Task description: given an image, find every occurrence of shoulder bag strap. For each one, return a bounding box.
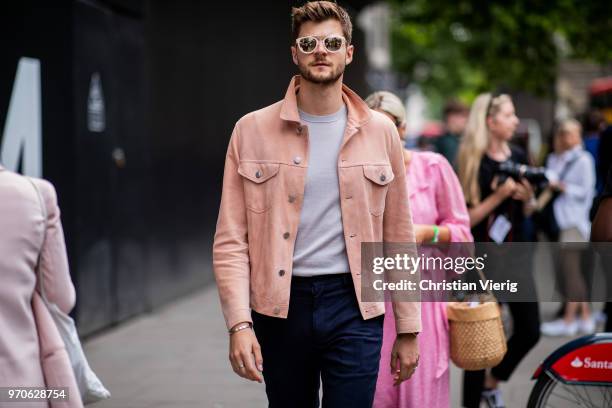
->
[559,154,581,182]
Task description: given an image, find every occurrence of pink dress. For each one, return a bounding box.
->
[374,152,472,408]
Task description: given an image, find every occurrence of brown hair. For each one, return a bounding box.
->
[291,1,353,44]
[443,99,469,119]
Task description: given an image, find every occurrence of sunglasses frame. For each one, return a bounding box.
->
[295,35,347,54]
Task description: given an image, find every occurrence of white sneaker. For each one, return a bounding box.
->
[482,388,505,408]
[541,319,578,337]
[577,317,596,334]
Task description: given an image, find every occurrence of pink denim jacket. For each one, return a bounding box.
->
[213,76,421,334]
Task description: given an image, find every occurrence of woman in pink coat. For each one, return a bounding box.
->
[366,92,473,408]
[0,165,81,408]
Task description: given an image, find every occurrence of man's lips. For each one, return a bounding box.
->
[311,62,330,67]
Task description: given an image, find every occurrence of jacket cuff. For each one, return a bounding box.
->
[225,308,253,332]
[395,318,421,334]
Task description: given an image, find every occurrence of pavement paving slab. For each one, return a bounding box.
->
[84,285,600,408]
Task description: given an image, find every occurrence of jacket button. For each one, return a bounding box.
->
[278,269,285,277]
[273,307,281,315]
[255,170,262,178]
[349,233,357,238]
[297,126,303,134]
[283,232,290,239]
[288,195,296,203]
[293,156,302,165]
[345,195,352,199]
[380,174,386,182]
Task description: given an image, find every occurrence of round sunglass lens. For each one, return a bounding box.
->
[324,37,343,51]
[298,37,317,53]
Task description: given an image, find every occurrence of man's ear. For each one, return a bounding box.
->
[291,46,299,65]
[345,44,354,65]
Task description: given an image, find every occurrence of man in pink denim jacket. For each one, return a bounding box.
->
[213,2,420,406]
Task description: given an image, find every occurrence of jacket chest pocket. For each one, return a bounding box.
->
[238,161,280,213]
[363,164,394,216]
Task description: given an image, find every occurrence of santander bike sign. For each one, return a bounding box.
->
[552,343,612,383]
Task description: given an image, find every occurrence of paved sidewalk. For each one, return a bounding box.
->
[84,285,582,408]
[84,286,267,408]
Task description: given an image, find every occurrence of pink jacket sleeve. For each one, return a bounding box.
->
[383,124,421,334]
[212,125,252,331]
[433,157,473,243]
[34,179,76,313]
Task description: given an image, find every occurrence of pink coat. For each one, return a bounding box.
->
[0,166,80,408]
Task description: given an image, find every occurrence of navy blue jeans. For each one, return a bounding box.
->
[252,273,383,408]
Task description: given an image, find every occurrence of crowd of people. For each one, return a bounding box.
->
[395,93,609,407]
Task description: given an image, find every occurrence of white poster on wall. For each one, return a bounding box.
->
[87,72,106,132]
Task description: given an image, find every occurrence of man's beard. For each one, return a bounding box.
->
[298,60,345,86]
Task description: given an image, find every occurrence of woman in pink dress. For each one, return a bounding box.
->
[366,92,473,408]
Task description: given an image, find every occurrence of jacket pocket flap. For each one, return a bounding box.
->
[238,162,280,184]
[363,164,394,186]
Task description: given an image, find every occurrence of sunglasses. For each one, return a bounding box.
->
[295,35,346,54]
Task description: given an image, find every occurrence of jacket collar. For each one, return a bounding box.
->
[280,75,372,128]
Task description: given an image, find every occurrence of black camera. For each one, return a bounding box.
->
[495,160,550,189]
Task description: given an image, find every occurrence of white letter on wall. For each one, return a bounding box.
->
[1,57,42,177]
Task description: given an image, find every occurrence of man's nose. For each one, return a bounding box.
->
[314,39,328,54]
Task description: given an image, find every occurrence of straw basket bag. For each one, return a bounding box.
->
[447,270,507,371]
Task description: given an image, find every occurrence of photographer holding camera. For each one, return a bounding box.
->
[456,93,541,408]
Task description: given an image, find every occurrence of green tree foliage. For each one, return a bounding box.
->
[390,0,612,103]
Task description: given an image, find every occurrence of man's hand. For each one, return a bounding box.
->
[390,333,419,386]
[229,325,264,383]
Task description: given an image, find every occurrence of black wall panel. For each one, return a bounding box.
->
[0,1,80,322]
[0,1,75,259]
[73,1,149,334]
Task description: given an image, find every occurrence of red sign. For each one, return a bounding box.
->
[551,343,612,383]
